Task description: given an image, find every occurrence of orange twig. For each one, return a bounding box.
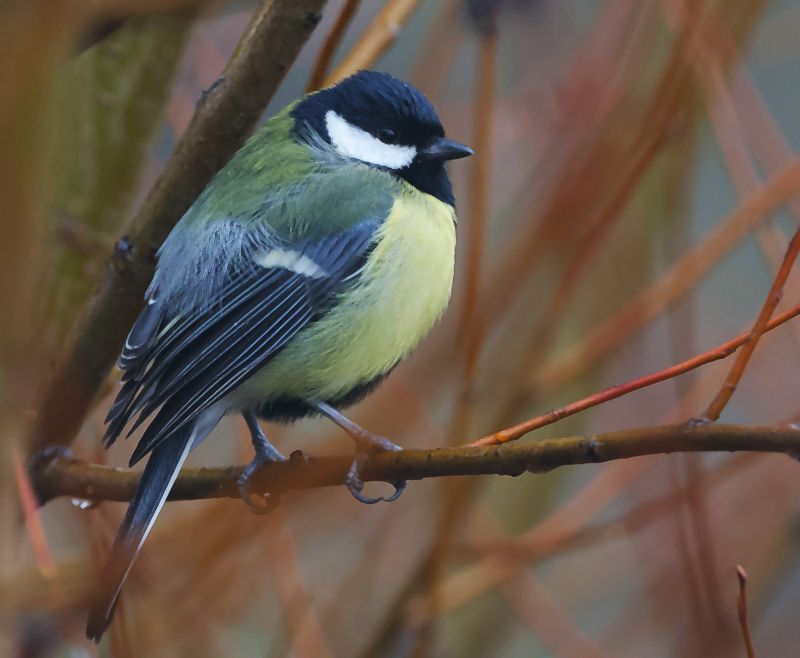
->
[410,30,497,656]
[457,25,496,368]
[684,0,800,352]
[450,24,498,441]
[408,0,463,98]
[705,67,800,300]
[270,508,333,658]
[504,574,609,658]
[528,114,672,361]
[531,156,800,394]
[703,227,800,420]
[407,460,651,624]
[12,447,57,578]
[416,455,765,625]
[415,452,762,622]
[306,0,361,92]
[473,301,800,447]
[472,453,759,561]
[11,446,64,604]
[736,565,757,658]
[323,0,422,86]
[476,0,657,329]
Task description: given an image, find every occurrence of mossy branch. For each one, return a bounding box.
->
[28,0,327,452]
[31,423,800,505]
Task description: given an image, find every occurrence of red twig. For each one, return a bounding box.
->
[530,156,800,395]
[457,25,496,370]
[323,0,422,86]
[449,23,498,443]
[736,565,757,658]
[471,301,800,447]
[504,574,609,658]
[11,446,64,604]
[306,0,361,92]
[703,226,800,420]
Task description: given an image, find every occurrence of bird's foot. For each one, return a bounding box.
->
[30,444,74,468]
[345,430,406,505]
[237,451,286,515]
[307,401,407,504]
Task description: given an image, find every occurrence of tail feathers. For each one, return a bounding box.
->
[86,423,195,643]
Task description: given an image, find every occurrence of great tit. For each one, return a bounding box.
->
[86,70,472,641]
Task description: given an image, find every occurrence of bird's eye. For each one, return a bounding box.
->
[378,128,399,144]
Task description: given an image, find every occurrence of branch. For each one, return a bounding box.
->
[703,222,800,419]
[28,0,327,452]
[306,0,361,91]
[472,301,800,447]
[323,0,421,86]
[736,565,757,658]
[32,423,800,505]
[530,156,800,395]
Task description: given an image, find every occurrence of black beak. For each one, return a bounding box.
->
[420,138,474,162]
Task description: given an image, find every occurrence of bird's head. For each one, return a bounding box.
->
[291,70,473,204]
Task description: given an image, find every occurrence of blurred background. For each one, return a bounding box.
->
[4,0,800,655]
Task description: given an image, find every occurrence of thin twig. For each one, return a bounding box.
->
[678,0,800,423]
[472,301,800,447]
[703,226,800,420]
[11,447,61,591]
[411,453,761,623]
[476,0,697,360]
[736,565,757,658]
[56,215,116,259]
[270,507,334,658]
[408,0,463,97]
[27,0,327,453]
[30,423,800,505]
[457,25,496,372]
[701,51,800,348]
[323,0,422,86]
[531,156,800,394]
[504,573,609,658]
[306,0,361,92]
[431,364,754,621]
[409,26,498,658]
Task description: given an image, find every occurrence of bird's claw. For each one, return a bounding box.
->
[237,483,281,515]
[345,438,406,505]
[31,444,74,468]
[236,454,284,515]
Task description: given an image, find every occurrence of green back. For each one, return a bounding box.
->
[180,106,399,239]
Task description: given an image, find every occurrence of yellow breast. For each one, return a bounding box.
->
[248,189,456,402]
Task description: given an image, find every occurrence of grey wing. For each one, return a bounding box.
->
[104,219,378,466]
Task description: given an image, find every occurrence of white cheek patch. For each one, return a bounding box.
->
[256,249,328,278]
[325,110,416,169]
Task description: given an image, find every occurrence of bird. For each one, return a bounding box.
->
[85,69,472,641]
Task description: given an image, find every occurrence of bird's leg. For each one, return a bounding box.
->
[310,401,406,504]
[237,410,286,514]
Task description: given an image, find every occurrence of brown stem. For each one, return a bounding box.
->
[306,0,361,92]
[531,156,800,395]
[472,301,800,447]
[323,0,422,86]
[736,565,757,658]
[27,0,327,453]
[31,423,800,505]
[703,222,800,420]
